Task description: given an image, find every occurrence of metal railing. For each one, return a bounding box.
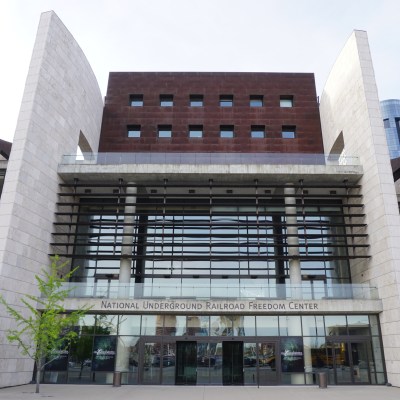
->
[59,282,377,300]
[60,152,359,166]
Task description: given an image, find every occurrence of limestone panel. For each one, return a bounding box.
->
[320,30,400,387]
[0,11,103,387]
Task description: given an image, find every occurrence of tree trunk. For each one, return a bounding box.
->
[35,359,41,394]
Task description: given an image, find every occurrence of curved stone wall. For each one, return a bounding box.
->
[0,11,103,387]
[320,30,400,386]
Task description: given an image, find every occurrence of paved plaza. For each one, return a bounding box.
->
[0,385,399,400]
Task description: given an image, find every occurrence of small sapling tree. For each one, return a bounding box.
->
[0,256,91,393]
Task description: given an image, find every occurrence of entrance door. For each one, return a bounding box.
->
[350,342,371,384]
[142,341,162,384]
[327,340,371,384]
[243,342,257,385]
[222,341,244,385]
[175,341,197,385]
[258,341,279,385]
[330,341,352,384]
[161,342,176,385]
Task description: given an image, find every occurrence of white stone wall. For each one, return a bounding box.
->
[0,11,103,387]
[320,30,400,386]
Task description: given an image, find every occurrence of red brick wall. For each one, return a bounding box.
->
[98,72,324,154]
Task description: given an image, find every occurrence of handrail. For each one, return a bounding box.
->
[56,282,377,300]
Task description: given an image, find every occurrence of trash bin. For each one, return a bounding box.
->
[113,371,122,387]
[318,372,327,389]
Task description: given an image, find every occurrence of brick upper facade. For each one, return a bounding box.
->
[99,72,324,154]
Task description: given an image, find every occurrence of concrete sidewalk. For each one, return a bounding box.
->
[0,385,399,400]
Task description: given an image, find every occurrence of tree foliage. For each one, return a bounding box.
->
[0,256,91,393]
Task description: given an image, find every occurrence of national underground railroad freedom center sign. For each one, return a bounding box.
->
[59,298,383,314]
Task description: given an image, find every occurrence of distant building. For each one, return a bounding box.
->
[381,99,400,159]
[1,11,400,388]
[392,157,400,207]
[0,139,11,195]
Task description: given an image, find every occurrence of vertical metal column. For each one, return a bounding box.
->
[117,180,134,375]
[119,183,137,287]
[284,184,302,298]
[209,179,213,298]
[285,183,305,384]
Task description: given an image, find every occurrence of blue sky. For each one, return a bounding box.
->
[1,0,399,142]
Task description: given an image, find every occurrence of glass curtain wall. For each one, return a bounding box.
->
[71,200,127,284]
[62,184,358,296]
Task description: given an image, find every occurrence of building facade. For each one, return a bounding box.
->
[1,12,400,387]
[380,99,400,159]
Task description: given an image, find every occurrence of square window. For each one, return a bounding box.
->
[383,118,390,128]
[250,95,263,107]
[190,95,204,107]
[129,94,143,106]
[220,125,234,138]
[160,95,173,107]
[282,125,296,139]
[280,95,294,108]
[251,125,265,138]
[220,95,233,107]
[158,125,172,138]
[127,125,141,138]
[189,125,203,138]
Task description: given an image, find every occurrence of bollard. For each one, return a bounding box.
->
[318,372,327,389]
[113,371,122,387]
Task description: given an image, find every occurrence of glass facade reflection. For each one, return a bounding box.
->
[67,185,358,293]
[380,99,400,159]
[43,313,385,385]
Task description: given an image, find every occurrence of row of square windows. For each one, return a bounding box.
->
[127,124,296,139]
[129,94,294,108]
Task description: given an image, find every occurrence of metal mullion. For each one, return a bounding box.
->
[179,206,185,283]
[49,253,370,261]
[170,214,176,277]
[294,212,365,218]
[209,179,213,280]
[52,220,368,228]
[67,178,78,255]
[114,178,124,257]
[54,201,367,208]
[161,179,167,259]
[255,179,260,260]
[59,183,138,188]
[344,180,355,257]
[299,179,309,257]
[51,241,369,249]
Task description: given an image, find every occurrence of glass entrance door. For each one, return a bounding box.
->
[161,342,176,384]
[197,341,224,384]
[350,342,371,384]
[175,341,197,385]
[258,341,279,385]
[327,340,371,384]
[222,341,244,385]
[243,342,257,385]
[142,341,162,384]
[330,341,352,384]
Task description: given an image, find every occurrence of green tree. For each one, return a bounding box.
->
[0,256,91,393]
